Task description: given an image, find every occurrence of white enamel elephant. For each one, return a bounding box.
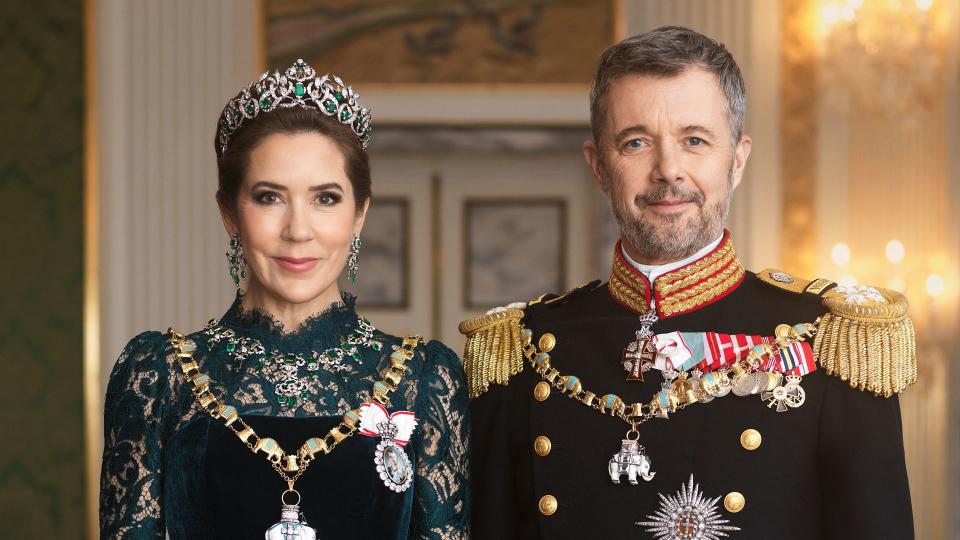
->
[608,439,655,485]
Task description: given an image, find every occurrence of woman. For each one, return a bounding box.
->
[99,60,469,539]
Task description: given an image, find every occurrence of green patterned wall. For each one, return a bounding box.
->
[0,0,85,536]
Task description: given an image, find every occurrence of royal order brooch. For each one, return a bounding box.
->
[636,475,740,540]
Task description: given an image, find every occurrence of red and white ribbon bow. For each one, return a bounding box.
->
[651,331,695,371]
[358,402,417,447]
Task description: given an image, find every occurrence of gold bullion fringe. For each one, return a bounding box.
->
[459,308,526,398]
[813,313,917,397]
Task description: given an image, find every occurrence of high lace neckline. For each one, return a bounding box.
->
[217,291,364,351]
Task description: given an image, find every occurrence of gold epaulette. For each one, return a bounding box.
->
[458,305,526,399]
[758,269,917,397]
[815,285,917,397]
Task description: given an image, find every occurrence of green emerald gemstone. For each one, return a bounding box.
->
[288,397,298,405]
[300,391,308,398]
[294,82,305,97]
[285,355,296,364]
[260,97,272,110]
[334,90,343,101]
[372,342,382,351]
[340,109,351,121]
[340,341,350,349]
[277,396,285,404]
[351,352,362,361]
[244,103,255,115]
[312,373,318,379]
[225,342,236,353]
[256,362,264,369]
[324,100,336,113]
[326,350,337,359]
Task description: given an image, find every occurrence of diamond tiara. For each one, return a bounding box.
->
[216,59,372,154]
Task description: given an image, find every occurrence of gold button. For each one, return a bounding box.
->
[740,429,762,451]
[534,381,551,401]
[724,491,745,513]
[538,494,558,516]
[538,333,557,352]
[534,436,552,456]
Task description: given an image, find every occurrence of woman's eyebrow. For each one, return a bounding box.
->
[309,182,343,192]
[249,181,344,192]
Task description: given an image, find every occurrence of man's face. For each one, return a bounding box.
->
[584,67,751,264]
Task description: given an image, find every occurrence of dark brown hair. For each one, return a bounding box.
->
[215,107,371,215]
[589,26,746,146]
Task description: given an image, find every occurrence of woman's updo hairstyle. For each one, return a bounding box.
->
[213,61,372,216]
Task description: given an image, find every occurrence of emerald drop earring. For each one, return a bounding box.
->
[227,234,247,288]
[347,234,361,283]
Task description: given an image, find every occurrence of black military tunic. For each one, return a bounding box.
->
[467,235,914,539]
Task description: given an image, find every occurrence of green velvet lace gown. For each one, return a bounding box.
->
[99,294,469,539]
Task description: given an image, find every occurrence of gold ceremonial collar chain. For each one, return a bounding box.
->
[167,328,420,490]
[520,320,818,433]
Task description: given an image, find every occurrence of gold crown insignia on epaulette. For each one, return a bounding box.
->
[758,269,917,397]
[459,303,527,399]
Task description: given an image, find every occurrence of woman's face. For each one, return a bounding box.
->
[222,131,366,307]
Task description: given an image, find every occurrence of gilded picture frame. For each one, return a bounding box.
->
[260,0,624,124]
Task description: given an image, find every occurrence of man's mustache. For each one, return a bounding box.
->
[634,185,705,208]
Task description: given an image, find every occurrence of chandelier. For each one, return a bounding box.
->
[818,0,949,124]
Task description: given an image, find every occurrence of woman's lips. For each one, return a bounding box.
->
[274,257,319,273]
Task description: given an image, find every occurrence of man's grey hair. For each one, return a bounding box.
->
[589,26,746,146]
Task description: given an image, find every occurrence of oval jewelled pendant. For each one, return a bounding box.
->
[375,438,414,492]
[265,503,316,540]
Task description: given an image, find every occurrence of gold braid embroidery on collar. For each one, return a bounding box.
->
[609,252,651,314]
[656,241,739,293]
[609,233,744,317]
[658,262,745,316]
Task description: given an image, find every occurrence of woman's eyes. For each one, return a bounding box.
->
[254,191,281,204]
[252,191,342,206]
[315,192,342,206]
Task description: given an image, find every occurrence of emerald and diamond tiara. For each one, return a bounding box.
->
[216,59,372,153]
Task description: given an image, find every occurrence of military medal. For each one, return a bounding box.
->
[266,491,317,540]
[637,475,740,539]
[622,311,659,380]
[761,374,806,412]
[359,402,417,492]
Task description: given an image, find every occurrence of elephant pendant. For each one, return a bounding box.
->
[608,439,656,485]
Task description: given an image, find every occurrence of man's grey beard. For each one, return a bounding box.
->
[609,173,733,263]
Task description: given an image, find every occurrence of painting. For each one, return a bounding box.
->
[464,199,566,308]
[340,197,409,308]
[264,0,617,87]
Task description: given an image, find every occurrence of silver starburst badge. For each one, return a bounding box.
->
[637,475,740,539]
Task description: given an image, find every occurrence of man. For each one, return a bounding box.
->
[462,26,915,539]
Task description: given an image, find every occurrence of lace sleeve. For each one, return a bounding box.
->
[409,340,471,539]
[99,331,172,539]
